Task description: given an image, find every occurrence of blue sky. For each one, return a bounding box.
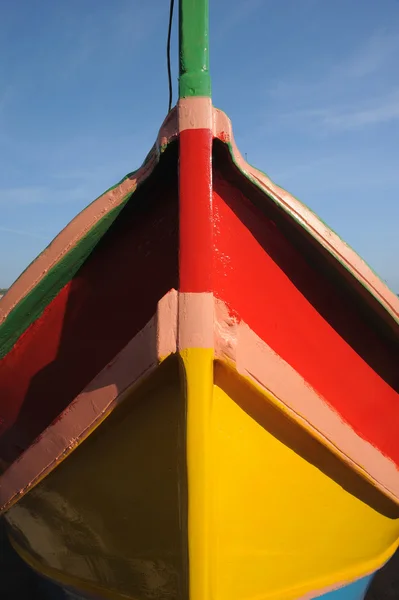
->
[0,0,398,291]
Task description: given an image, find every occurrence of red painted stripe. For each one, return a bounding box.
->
[212,163,399,465]
[0,148,179,464]
[179,128,213,292]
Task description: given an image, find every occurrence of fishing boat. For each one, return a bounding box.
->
[0,1,398,599]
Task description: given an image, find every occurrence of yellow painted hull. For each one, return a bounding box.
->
[4,350,399,600]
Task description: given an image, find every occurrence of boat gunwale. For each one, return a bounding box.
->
[0,101,397,365]
[0,99,398,511]
[0,109,178,359]
[210,106,399,328]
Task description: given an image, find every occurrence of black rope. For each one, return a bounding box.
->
[167,0,175,113]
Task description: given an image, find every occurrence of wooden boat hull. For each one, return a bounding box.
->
[1,2,399,595]
[0,102,398,598]
[2,341,399,600]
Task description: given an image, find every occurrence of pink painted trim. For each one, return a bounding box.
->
[0,91,397,513]
[0,292,397,511]
[212,108,399,324]
[2,99,396,336]
[157,289,178,357]
[178,292,214,350]
[178,103,213,293]
[178,97,213,132]
[214,297,399,504]
[0,290,178,512]
[0,290,217,511]
[177,97,398,322]
[0,109,178,326]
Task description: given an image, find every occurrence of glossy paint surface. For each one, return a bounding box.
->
[0,291,177,511]
[214,297,399,502]
[183,348,214,600]
[6,353,398,600]
[212,143,399,467]
[207,364,398,599]
[0,145,179,464]
[0,108,177,361]
[7,358,188,600]
[0,198,127,360]
[0,0,397,593]
[179,128,213,293]
[179,0,211,98]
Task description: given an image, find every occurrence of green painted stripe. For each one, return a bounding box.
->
[179,0,211,98]
[0,197,129,360]
[0,134,172,361]
[0,142,163,360]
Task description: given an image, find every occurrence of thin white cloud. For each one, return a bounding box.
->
[266,28,399,134]
[0,226,48,241]
[322,96,399,130]
[270,157,333,182]
[330,30,399,81]
[0,183,93,206]
[269,30,399,99]
[0,186,50,206]
[279,88,399,132]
